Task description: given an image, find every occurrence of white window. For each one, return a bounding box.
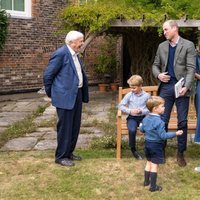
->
[0,0,32,19]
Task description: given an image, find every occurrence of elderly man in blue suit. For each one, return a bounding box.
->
[152,20,196,167]
[43,31,89,167]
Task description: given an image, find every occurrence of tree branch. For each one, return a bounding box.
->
[80,29,106,52]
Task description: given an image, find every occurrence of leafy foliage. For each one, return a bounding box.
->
[59,1,140,35]
[58,0,199,86]
[94,35,118,81]
[59,0,200,34]
[0,10,9,50]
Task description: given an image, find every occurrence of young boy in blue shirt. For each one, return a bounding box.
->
[118,75,150,160]
[140,96,183,192]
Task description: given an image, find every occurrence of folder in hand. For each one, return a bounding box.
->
[174,77,184,98]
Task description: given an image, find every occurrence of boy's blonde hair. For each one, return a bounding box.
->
[146,96,165,112]
[127,75,143,86]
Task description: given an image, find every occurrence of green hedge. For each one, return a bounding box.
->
[0,10,9,50]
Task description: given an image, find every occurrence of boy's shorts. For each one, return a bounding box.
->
[144,140,165,164]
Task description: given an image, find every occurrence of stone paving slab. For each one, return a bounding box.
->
[36,127,55,132]
[12,101,48,112]
[33,105,56,125]
[0,92,49,129]
[33,115,56,125]
[0,112,28,126]
[26,128,57,140]
[1,102,16,111]
[0,111,28,118]
[25,131,46,138]
[43,105,56,115]
[1,137,38,151]
[0,102,7,108]
[34,140,57,150]
[43,131,57,140]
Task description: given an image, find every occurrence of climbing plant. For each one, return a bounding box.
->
[0,9,9,50]
[59,0,200,36]
[58,0,200,85]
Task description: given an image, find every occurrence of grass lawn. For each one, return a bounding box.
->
[1,143,200,200]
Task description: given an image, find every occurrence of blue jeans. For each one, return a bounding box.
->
[159,83,189,153]
[127,115,145,151]
[194,80,200,142]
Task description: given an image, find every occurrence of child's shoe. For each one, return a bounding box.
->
[194,166,200,172]
[149,185,162,192]
[144,181,150,187]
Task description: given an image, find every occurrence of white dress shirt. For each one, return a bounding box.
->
[67,45,83,88]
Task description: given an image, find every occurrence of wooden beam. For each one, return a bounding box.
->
[111,19,200,28]
[176,19,200,27]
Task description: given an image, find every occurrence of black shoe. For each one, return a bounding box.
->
[132,151,143,160]
[149,185,162,192]
[70,154,82,161]
[55,158,75,167]
[144,181,150,187]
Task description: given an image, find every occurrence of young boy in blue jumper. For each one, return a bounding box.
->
[118,75,150,160]
[140,96,183,192]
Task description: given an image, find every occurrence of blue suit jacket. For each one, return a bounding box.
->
[43,45,89,109]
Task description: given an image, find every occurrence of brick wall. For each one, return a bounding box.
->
[0,0,121,94]
[84,36,105,85]
[0,0,67,94]
[84,36,121,85]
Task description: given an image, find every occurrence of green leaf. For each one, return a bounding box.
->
[0,10,9,50]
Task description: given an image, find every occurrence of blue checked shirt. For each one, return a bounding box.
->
[118,90,150,116]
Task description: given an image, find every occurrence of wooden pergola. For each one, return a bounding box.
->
[110,19,200,50]
[111,19,200,29]
[109,19,200,85]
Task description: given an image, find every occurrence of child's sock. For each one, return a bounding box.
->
[144,170,150,186]
[149,172,162,192]
[150,172,157,188]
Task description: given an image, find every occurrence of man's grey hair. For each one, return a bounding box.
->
[65,31,84,44]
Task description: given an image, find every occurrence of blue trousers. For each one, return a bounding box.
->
[194,80,200,142]
[159,83,189,153]
[127,115,145,151]
[55,89,82,161]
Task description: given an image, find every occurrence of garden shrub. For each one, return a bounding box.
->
[0,9,9,50]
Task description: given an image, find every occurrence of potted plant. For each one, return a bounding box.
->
[108,55,119,91]
[94,54,110,92]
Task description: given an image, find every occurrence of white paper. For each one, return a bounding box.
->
[174,77,184,98]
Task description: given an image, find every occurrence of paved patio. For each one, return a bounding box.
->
[0,88,117,151]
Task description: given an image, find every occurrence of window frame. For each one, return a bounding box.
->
[1,0,32,19]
